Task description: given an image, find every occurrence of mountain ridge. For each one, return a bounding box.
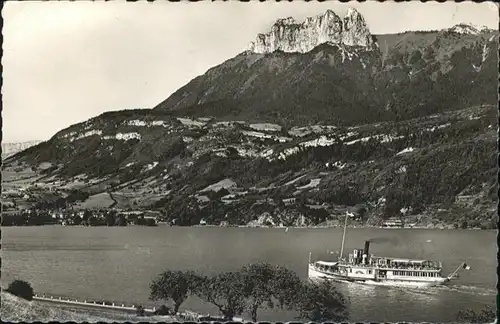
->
[2,141,43,160]
[2,12,497,228]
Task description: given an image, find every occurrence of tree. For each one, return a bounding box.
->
[87,216,98,226]
[6,280,34,301]
[270,265,302,310]
[136,215,146,226]
[195,271,247,320]
[457,305,496,323]
[106,211,116,226]
[154,305,171,315]
[115,214,127,226]
[240,263,275,322]
[149,270,200,314]
[73,215,82,225]
[356,206,367,223]
[83,210,92,222]
[295,280,349,322]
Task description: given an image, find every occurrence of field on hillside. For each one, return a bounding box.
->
[73,192,115,210]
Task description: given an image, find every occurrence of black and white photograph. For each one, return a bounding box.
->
[1,1,498,322]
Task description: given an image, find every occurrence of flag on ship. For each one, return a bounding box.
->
[462,262,471,270]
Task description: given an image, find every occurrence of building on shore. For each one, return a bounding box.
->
[382,218,404,228]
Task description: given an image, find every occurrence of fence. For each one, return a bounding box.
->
[33,293,156,313]
[32,293,243,322]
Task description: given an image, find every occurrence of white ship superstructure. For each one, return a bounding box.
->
[308,213,470,287]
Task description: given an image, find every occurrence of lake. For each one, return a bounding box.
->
[1,226,496,322]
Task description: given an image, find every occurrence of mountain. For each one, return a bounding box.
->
[155,17,497,127]
[2,141,43,160]
[248,8,376,53]
[2,9,498,228]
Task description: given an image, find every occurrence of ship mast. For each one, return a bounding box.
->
[339,211,349,259]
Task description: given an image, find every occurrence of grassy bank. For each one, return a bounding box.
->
[0,291,177,322]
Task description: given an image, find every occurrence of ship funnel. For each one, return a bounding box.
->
[364,241,370,263]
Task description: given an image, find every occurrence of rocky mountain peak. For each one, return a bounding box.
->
[342,7,371,47]
[248,8,375,54]
[448,23,490,35]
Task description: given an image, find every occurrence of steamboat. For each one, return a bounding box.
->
[308,213,470,288]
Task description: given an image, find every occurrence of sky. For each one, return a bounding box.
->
[2,1,498,142]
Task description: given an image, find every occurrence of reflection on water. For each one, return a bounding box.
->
[1,226,495,322]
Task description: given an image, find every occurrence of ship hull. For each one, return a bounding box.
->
[308,264,448,288]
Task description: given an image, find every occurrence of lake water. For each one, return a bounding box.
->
[2,226,496,322]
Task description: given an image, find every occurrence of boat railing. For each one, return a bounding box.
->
[316,261,442,271]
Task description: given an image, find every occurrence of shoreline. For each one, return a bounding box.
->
[1,224,491,230]
[193,224,487,230]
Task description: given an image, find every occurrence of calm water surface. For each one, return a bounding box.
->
[2,226,496,322]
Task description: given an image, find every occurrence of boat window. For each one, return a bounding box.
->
[368,270,372,274]
[350,268,352,273]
